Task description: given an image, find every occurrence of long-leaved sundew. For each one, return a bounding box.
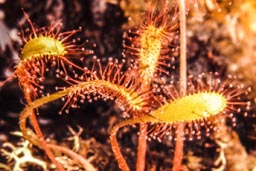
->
[110,73,251,171]
[121,2,179,170]
[19,58,154,170]
[17,11,91,99]
[14,12,92,171]
[56,57,153,116]
[1,0,252,170]
[122,1,179,85]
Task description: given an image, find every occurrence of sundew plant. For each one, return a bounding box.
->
[0,0,255,171]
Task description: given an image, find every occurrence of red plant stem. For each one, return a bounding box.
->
[172,124,185,171]
[110,123,130,171]
[173,0,186,171]
[24,92,65,171]
[178,0,187,91]
[136,124,147,171]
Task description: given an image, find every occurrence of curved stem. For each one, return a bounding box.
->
[19,88,71,147]
[19,78,143,147]
[19,79,145,170]
[24,90,65,171]
[110,119,134,171]
[20,87,96,170]
[110,117,154,171]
